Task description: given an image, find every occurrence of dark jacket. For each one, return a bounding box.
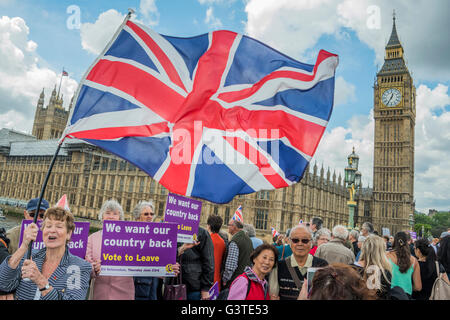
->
[277,255,328,300]
[0,230,12,296]
[229,230,253,285]
[178,227,214,293]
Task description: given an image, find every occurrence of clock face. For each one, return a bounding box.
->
[382,88,402,107]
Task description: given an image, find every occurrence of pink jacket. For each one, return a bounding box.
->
[85,230,135,300]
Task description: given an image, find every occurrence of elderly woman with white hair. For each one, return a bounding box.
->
[310,228,331,256]
[85,199,135,300]
[132,200,159,300]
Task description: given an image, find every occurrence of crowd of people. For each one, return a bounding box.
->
[0,197,449,301]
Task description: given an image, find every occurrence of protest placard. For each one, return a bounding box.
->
[19,220,90,258]
[209,281,219,300]
[100,220,178,277]
[164,193,202,243]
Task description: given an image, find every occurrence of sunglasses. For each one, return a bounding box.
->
[28,211,45,219]
[142,212,155,216]
[291,238,311,244]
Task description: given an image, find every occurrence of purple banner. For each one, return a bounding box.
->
[100,220,178,277]
[19,220,90,259]
[410,231,417,240]
[164,193,202,243]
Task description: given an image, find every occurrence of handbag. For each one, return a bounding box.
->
[429,261,450,300]
[163,270,187,300]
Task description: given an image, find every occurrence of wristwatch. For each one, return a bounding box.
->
[39,283,50,291]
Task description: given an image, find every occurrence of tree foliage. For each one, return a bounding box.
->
[414,211,450,238]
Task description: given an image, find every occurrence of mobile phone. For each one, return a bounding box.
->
[307,267,320,291]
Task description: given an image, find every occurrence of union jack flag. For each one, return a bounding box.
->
[232,205,243,222]
[55,194,70,212]
[62,16,338,204]
[271,227,279,238]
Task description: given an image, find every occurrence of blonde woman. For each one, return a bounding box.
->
[353,235,392,299]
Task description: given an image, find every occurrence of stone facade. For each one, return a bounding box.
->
[32,86,72,140]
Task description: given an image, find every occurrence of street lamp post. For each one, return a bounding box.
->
[408,213,414,232]
[344,147,361,229]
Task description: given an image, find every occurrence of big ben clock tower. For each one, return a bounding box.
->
[373,13,416,234]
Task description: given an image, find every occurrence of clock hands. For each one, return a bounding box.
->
[387,93,394,106]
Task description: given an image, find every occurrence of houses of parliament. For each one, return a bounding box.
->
[0,16,415,238]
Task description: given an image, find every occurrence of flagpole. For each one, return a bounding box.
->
[57,67,64,99]
[26,141,63,259]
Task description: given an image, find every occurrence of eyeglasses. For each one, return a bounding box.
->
[291,238,311,244]
[142,212,155,216]
[28,210,45,219]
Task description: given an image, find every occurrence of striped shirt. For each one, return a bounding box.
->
[223,241,239,284]
[0,247,92,300]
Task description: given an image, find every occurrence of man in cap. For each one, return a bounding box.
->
[6,197,49,254]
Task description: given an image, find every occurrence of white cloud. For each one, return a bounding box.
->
[205,7,223,29]
[334,76,356,106]
[414,84,450,212]
[80,9,125,56]
[139,0,160,26]
[245,0,340,61]
[244,0,450,81]
[313,110,374,188]
[0,16,77,134]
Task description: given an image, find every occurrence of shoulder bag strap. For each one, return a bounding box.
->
[281,244,286,260]
[435,261,442,279]
[285,256,303,290]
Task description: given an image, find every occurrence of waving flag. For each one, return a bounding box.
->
[62,14,338,204]
[271,227,279,238]
[232,205,243,222]
[56,194,70,212]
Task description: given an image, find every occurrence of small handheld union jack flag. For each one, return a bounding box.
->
[232,205,243,223]
[271,227,279,238]
[55,194,70,212]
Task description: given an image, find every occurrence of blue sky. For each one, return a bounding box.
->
[0,0,449,213]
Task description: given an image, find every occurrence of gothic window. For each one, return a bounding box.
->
[149,180,155,194]
[224,207,230,225]
[255,209,268,230]
[101,158,108,170]
[110,176,115,191]
[92,175,97,189]
[128,177,134,192]
[119,177,124,192]
[110,159,117,171]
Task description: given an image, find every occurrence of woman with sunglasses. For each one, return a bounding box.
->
[132,201,159,300]
[269,225,328,300]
